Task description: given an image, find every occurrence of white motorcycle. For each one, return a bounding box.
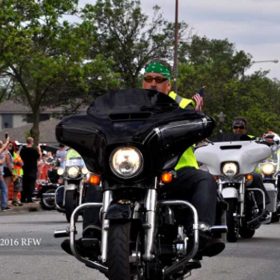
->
[195,139,272,242]
[55,157,89,222]
[258,136,280,222]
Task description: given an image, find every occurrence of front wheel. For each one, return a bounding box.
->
[40,188,56,210]
[239,226,255,239]
[226,199,239,242]
[271,212,280,223]
[65,190,78,222]
[107,222,131,280]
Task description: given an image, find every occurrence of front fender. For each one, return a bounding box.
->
[222,187,239,200]
[105,203,132,220]
[64,183,78,191]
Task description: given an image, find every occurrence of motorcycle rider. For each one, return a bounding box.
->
[61,60,225,259]
[142,61,225,256]
[232,117,270,215]
[262,130,280,201]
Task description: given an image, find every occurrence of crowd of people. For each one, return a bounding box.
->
[0,136,68,212]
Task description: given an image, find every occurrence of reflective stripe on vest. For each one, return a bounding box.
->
[168,91,195,109]
[168,91,198,170]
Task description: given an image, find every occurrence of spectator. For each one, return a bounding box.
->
[56,144,67,168]
[3,142,14,204]
[0,137,11,211]
[11,142,24,206]
[46,151,54,164]
[20,137,41,203]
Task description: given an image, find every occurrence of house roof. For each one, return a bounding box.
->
[0,118,61,144]
[0,100,88,114]
[0,100,30,114]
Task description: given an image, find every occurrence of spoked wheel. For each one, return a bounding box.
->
[226,199,239,242]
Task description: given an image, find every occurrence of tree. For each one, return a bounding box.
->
[175,35,280,135]
[0,0,119,144]
[81,0,184,87]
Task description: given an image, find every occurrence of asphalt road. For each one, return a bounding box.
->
[1,208,280,280]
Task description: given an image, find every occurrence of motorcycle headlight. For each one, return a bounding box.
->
[67,166,80,178]
[81,166,89,175]
[109,146,143,178]
[260,162,276,176]
[57,167,64,176]
[222,162,238,177]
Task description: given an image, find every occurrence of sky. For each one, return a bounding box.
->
[79,0,280,80]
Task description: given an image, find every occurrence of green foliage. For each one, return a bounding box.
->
[1,0,280,142]
[0,0,119,143]
[81,0,177,87]
[176,36,280,136]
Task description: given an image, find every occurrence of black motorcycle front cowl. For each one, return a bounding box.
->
[56,89,215,178]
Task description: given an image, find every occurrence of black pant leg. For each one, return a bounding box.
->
[21,175,28,202]
[23,176,36,202]
[163,167,217,226]
[83,186,103,231]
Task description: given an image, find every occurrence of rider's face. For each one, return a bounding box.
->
[232,126,246,135]
[142,73,171,95]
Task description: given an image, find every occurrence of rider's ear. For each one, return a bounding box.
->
[167,81,172,92]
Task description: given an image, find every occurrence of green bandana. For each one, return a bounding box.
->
[145,62,171,80]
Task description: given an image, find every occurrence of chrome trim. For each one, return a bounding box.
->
[78,180,84,206]
[246,188,266,212]
[160,200,199,277]
[69,203,107,274]
[239,179,245,218]
[101,190,112,262]
[143,184,157,261]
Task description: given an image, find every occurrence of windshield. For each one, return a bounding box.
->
[65,158,84,167]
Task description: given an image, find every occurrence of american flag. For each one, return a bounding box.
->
[192,93,204,112]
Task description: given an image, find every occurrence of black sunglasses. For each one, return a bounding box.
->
[233,126,245,129]
[143,76,168,83]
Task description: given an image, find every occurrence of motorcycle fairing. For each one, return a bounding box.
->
[195,141,271,176]
[56,89,215,176]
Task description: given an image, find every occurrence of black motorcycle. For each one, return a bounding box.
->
[54,89,227,280]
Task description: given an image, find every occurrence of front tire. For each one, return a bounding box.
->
[271,212,280,223]
[65,190,77,222]
[239,226,255,239]
[40,188,56,210]
[226,199,239,242]
[107,222,131,280]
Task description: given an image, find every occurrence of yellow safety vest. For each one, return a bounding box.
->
[168,91,199,170]
[12,152,23,176]
[66,149,81,160]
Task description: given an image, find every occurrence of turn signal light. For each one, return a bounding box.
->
[246,174,253,182]
[161,172,173,184]
[88,174,101,185]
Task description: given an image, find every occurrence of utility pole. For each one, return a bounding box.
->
[173,0,179,92]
